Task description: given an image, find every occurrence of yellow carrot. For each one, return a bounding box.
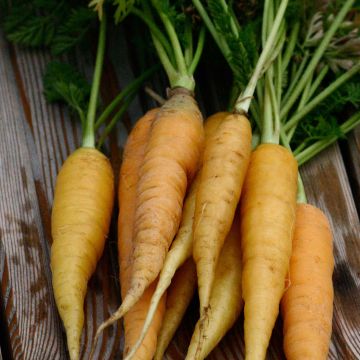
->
[193,112,251,315]
[186,209,243,360]
[51,148,114,360]
[240,144,298,360]
[155,259,197,360]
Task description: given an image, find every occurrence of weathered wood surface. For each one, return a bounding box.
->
[0,25,360,360]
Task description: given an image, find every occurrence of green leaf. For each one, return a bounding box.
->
[43,61,91,122]
[113,0,137,22]
[3,1,67,48]
[207,0,258,88]
[51,7,96,55]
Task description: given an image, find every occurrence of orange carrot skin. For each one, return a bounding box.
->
[51,147,114,360]
[118,109,166,359]
[240,144,298,360]
[154,258,197,360]
[194,112,251,313]
[130,91,204,297]
[281,204,334,360]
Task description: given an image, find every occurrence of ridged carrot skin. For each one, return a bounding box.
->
[123,113,225,360]
[193,112,251,314]
[186,210,243,360]
[96,90,204,336]
[118,109,166,360]
[155,258,197,360]
[51,147,114,360]
[281,203,334,360]
[240,144,298,360]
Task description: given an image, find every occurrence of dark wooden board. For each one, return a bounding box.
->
[0,31,66,359]
[0,24,360,360]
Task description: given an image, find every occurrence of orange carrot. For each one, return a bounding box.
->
[95,89,204,336]
[240,144,298,360]
[193,112,251,315]
[118,109,166,359]
[281,203,334,360]
[51,148,114,360]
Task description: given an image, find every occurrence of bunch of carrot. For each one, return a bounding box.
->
[9,0,359,359]
[104,1,358,360]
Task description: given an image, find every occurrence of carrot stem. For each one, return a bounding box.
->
[280,0,355,120]
[131,8,173,63]
[154,3,187,78]
[284,61,360,136]
[192,0,231,65]
[295,111,360,165]
[97,95,134,149]
[82,13,106,148]
[234,0,289,114]
[95,65,158,131]
[281,22,299,73]
[188,26,206,75]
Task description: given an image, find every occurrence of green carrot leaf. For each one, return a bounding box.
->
[43,61,91,121]
[51,7,96,55]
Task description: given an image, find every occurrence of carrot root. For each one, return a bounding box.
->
[281,203,334,360]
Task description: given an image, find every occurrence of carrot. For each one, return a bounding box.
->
[240,144,298,360]
[122,111,224,360]
[117,108,166,360]
[155,258,197,360]
[95,88,204,336]
[186,209,243,360]
[193,112,251,314]
[281,203,334,360]
[51,147,114,360]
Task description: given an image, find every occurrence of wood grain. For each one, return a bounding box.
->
[0,31,66,359]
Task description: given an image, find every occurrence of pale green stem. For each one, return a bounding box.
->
[131,8,173,63]
[281,52,309,107]
[192,0,231,62]
[82,13,106,148]
[235,0,289,114]
[155,7,187,76]
[281,22,300,73]
[295,112,360,165]
[280,0,355,119]
[284,61,360,135]
[308,65,329,99]
[189,26,206,75]
[184,22,193,68]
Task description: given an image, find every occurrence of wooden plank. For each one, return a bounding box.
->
[0,31,66,359]
[9,45,123,358]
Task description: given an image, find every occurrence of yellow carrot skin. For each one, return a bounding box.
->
[240,144,298,360]
[51,147,114,360]
[186,210,243,360]
[194,112,251,314]
[281,204,334,360]
[155,258,197,360]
